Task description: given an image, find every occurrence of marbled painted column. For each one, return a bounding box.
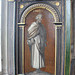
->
[54,22,62,75]
[64,0,71,75]
[18,23,25,75]
[1,0,8,75]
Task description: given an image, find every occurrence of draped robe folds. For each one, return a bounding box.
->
[27,22,46,69]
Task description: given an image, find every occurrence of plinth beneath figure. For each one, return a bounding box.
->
[25,69,53,75]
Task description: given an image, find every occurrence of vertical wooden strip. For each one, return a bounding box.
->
[55,26,57,75]
[22,27,24,74]
[65,0,71,75]
[18,25,25,74]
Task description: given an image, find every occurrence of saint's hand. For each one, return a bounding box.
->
[27,38,35,45]
[27,40,31,45]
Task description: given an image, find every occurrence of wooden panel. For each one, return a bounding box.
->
[24,8,55,74]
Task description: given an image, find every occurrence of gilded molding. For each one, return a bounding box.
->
[18,26,25,27]
[20,3,59,23]
[22,27,24,73]
[55,26,57,75]
[18,23,25,27]
[18,23,25,24]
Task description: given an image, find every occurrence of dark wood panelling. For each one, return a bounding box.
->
[56,27,62,75]
[18,27,23,74]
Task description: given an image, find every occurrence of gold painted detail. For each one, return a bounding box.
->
[18,26,25,27]
[22,27,24,73]
[55,25,62,27]
[56,2,60,6]
[55,26,57,75]
[20,5,24,9]
[20,3,59,23]
[18,23,25,27]
[18,23,25,24]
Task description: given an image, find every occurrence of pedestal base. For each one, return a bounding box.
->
[25,70,53,75]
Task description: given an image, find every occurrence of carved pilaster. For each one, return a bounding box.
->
[54,22,62,75]
[18,23,25,74]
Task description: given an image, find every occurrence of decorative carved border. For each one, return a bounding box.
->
[20,3,59,23]
[19,3,60,75]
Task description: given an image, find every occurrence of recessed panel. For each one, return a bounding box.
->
[24,8,55,74]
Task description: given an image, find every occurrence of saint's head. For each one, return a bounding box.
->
[35,14,42,23]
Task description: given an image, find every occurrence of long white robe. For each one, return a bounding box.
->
[31,35,45,69]
[27,22,46,69]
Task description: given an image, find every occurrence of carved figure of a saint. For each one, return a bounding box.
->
[27,14,46,69]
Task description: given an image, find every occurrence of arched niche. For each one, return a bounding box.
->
[18,3,61,74]
[20,3,59,23]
